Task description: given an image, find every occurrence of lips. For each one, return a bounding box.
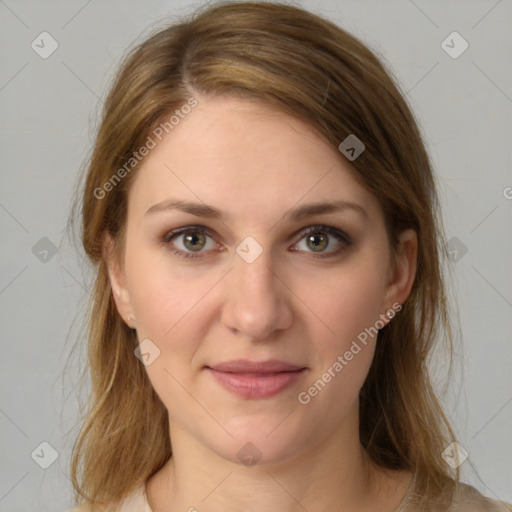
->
[208,359,304,374]
[205,359,307,399]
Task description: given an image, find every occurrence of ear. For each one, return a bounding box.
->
[382,228,418,313]
[103,232,136,329]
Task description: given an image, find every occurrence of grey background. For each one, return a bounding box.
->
[0,0,511,510]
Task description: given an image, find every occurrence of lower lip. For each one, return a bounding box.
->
[206,368,306,399]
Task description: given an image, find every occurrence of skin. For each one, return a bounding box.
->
[105,94,418,512]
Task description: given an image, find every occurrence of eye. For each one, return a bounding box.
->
[162,226,221,259]
[162,224,352,260]
[291,225,352,258]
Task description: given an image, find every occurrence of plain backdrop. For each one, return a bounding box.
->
[0,1,511,510]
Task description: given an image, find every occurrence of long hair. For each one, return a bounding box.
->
[68,1,459,508]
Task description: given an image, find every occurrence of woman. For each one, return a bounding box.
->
[67,2,511,511]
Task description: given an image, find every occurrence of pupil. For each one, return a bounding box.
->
[308,234,327,251]
[184,232,205,251]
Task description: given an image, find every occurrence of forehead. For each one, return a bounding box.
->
[127,95,380,225]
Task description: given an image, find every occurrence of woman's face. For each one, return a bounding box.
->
[106,94,416,465]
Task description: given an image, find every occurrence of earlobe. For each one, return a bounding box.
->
[102,232,136,329]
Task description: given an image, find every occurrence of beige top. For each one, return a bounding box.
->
[69,479,512,512]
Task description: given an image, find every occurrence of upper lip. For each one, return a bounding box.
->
[207,359,305,374]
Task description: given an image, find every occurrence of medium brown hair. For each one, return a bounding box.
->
[68,1,460,508]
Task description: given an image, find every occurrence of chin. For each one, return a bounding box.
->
[208,414,313,467]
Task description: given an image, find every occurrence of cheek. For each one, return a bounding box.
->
[290,254,386,408]
[124,250,213,418]
[125,244,209,336]
[124,246,228,380]
[294,272,382,420]
[295,260,386,351]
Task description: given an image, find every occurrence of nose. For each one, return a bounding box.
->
[220,243,293,341]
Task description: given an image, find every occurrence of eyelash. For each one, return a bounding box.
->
[161,225,352,260]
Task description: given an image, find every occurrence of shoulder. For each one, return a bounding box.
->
[398,478,511,512]
[450,482,512,512]
[67,482,150,512]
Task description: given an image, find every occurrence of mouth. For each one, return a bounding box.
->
[205,359,307,399]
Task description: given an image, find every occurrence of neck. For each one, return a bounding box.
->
[146,403,399,512]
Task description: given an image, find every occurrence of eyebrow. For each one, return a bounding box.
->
[144,199,368,222]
